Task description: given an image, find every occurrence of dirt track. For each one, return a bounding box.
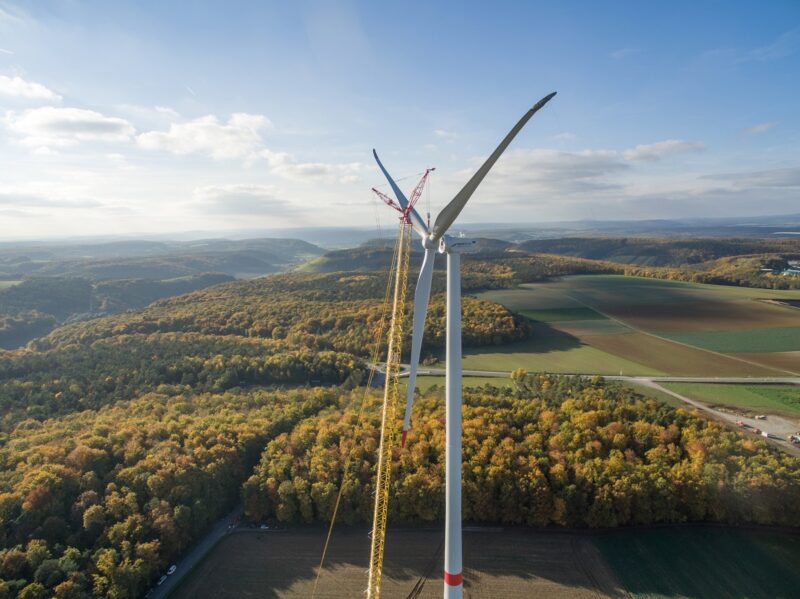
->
[171,527,627,598]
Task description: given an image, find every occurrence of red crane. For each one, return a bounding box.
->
[372,167,435,224]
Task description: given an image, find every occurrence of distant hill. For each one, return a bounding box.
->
[514,237,800,267]
[0,237,323,279]
[299,238,513,273]
[0,274,235,349]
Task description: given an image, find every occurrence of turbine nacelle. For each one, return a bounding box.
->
[438,235,477,255]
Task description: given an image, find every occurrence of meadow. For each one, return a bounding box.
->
[662,382,800,417]
[474,275,800,377]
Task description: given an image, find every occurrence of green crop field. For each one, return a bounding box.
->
[0,280,21,289]
[461,336,663,376]
[662,382,800,416]
[595,527,800,599]
[659,327,800,353]
[475,275,800,377]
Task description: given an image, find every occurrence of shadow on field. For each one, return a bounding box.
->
[594,527,800,599]
[464,321,584,354]
[172,527,625,598]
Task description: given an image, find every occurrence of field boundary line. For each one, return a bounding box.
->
[562,293,800,377]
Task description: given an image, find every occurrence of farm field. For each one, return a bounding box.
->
[475,276,800,377]
[661,383,800,417]
[594,527,800,599]
[0,280,21,289]
[172,527,800,599]
[171,528,625,598]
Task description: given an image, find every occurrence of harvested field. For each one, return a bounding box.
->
[582,331,779,377]
[737,351,800,373]
[615,300,800,332]
[171,527,626,598]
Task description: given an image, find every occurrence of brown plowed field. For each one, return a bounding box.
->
[172,528,626,599]
[606,300,800,332]
[582,331,779,377]
[734,351,800,374]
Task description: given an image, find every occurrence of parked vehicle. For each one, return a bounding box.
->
[157,576,167,586]
[755,414,767,420]
[736,420,745,427]
[167,565,177,575]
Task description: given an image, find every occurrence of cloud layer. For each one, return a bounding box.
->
[136,113,270,160]
[623,139,705,162]
[5,107,134,147]
[0,75,61,101]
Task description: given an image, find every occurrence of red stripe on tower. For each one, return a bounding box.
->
[444,571,463,586]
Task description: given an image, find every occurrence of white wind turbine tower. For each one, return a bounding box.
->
[373,92,556,598]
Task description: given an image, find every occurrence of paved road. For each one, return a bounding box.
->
[147,506,241,599]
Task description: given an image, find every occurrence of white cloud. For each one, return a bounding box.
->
[553,131,576,141]
[623,139,705,162]
[137,113,270,160]
[194,184,293,215]
[702,167,800,189]
[260,149,363,183]
[0,48,13,55]
[32,146,59,156]
[434,128,456,140]
[4,106,135,147]
[467,148,629,198]
[0,75,61,102]
[0,189,102,209]
[743,122,776,135]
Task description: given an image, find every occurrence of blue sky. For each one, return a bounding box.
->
[0,0,798,239]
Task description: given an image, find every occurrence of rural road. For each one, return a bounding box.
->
[147,506,240,599]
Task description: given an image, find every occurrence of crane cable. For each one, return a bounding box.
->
[310,228,402,599]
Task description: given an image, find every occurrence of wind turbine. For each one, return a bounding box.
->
[373,92,556,598]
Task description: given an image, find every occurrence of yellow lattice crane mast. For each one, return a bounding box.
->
[367,168,434,599]
[366,219,411,598]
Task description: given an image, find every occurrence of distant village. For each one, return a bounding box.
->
[762,259,800,277]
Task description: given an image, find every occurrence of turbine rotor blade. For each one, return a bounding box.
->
[373,149,430,238]
[401,247,435,447]
[430,92,556,241]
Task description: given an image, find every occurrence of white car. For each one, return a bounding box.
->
[167,565,177,575]
[157,576,167,586]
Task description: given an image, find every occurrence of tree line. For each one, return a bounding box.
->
[243,374,800,528]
